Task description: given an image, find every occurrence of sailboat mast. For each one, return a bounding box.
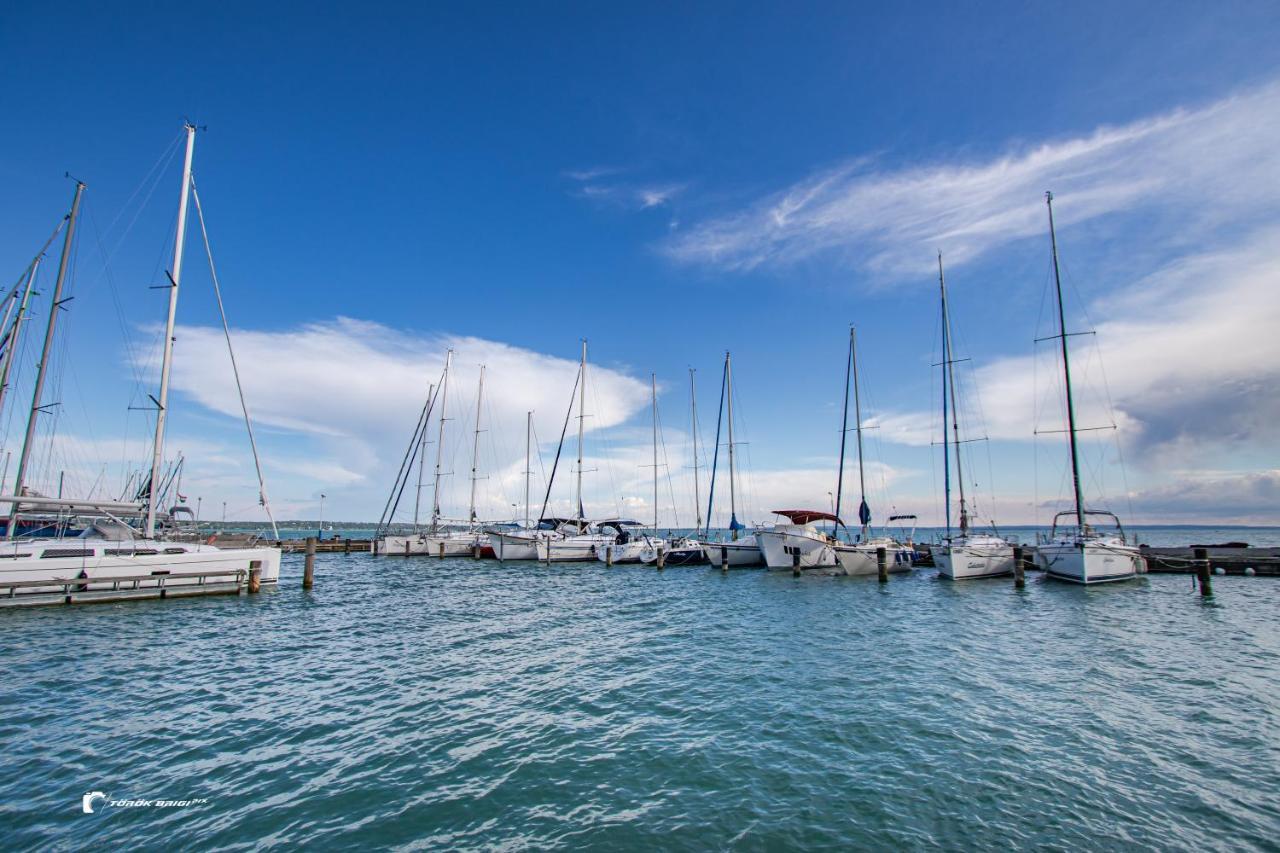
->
[851,327,869,540]
[468,365,485,524]
[689,368,702,533]
[939,253,968,534]
[835,326,853,531]
[651,373,658,531]
[413,384,434,528]
[145,124,197,539]
[1046,192,1086,530]
[430,349,452,530]
[524,410,532,528]
[576,339,586,530]
[5,181,84,537]
[0,260,41,422]
[725,351,738,539]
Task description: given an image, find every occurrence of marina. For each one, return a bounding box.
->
[3,2,1279,849]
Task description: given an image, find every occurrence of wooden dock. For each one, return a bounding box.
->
[271,538,372,554]
[1141,546,1279,576]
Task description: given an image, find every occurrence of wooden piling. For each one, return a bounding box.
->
[372,537,379,556]
[303,537,316,589]
[605,545,613,567]
[1013,545,1025,589]
[344,537,351,554]
[720,545,728,573]
[1195,547,1212,597]
[472,543,481,560]
[404,539,410,557]
[792,550,801,577]
[248,561,262,594]
[657,546,665,570]
[438,541,445,559]
[877,546,888,583]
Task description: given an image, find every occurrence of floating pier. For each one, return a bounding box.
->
[0,567,251,608]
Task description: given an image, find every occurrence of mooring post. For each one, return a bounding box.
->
[792,550,801,577]
[877,546,888,583]
[1013,545,1025,589]
[1195,547,1212,597]
[438,541,445,559]
[720,545,728,573]
[372,537,379,556]
[303,537,316,589]
[606,545,613,567]
[657,546,665,570]
[404,539,410,557]
[248,560,262,594]
[472,542,481,559]
[344,537,351,554]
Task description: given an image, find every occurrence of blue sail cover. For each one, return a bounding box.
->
[858,500,871,526]
[729,513,745,531]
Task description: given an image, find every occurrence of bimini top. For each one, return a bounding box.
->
[596,519,644,530]
[771,509,843,526]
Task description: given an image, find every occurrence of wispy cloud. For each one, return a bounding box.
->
[664,81,1280,276]
[565,165,685,211]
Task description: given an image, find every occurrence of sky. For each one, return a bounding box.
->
[0,1,1277,528]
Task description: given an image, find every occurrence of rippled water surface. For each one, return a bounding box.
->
[3,554,1278,850]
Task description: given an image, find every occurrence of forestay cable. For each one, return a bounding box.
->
[189,178,279,539]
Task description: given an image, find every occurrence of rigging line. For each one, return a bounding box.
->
[537,367,580,523]
[379,380,440,533]
[190,178,279,540]
[85,205,149,392]
[656,399,680,530]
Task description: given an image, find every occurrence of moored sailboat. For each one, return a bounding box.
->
[1031,192,1144,585]
[697,352,764,567]
[932,254,1015,580]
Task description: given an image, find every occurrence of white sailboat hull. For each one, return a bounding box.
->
[699,538,765,567]
[936,538,1015,579]
[595,540,653,564]
[1034,539,1145,584]
[758,528,837,570]
[0,539,281,599]
[379,532,480,557]
[488,532,541,561]
[537,535,611,562]
[832,541,914,576]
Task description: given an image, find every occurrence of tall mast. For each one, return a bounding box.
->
[0,260,40,422]
[145,124,197,538]
[851,327,869,540]
[835,326,853,532]
[413,383,434,528]
[6,181,85,537]
[939,253,968,536]
[1046,191,1086,530]
[524,410,532,528]
[576,340,586,530]
[430,349,453,530]
[725,351,739,539]
[651,373,659,531]
[468,365,486,524]
[689,368,702,533]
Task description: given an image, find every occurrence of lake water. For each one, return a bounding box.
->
[2,547,1278,849]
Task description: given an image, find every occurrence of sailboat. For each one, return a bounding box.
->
[600,374,667,564]
[383,355,492,557]
[697,352,764,567]
[486,410,544,561]
[0,124,281,599]
[1031,192,1145,584]
[933,254,1016,580]
[535,341,615,562]
[829,327,914,575]
[642,369,707,565]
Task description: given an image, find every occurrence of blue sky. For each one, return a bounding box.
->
[1,2,1278,526]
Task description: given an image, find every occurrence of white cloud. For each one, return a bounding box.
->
[664,81,1280,276]
[876,226,1280,473]
[129,320,652,522]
